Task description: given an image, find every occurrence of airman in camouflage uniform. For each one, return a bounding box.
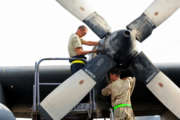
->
[102,68,136,120]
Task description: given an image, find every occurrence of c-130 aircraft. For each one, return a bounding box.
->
[0,63,179,120]
[0,0,180,120]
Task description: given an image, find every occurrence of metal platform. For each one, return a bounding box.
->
[32,58,96,120]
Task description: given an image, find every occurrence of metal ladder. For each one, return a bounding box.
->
[110,108,114,120]
[32,58,96,120]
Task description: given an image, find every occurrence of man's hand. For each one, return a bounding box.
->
[89,49,103,54]
[75,48,98,55]
[90,49,97,53]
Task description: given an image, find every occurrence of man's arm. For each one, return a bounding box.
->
[81,40,99,46]
[75,47,97,55]
[101,84,112,96]
[129,77,136,96]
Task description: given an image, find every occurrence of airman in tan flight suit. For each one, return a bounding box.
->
[102,68,136,120]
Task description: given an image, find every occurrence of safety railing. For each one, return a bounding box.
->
[33,57,96,119]
[110,108,114,120]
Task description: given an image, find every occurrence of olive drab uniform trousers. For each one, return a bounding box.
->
[102,77,136,120]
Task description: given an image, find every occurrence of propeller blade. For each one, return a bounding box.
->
[127,0,180,42]
[40,70,96,120]
[56,0,111,38]
[130,52,180,119]
[40,55,116,120]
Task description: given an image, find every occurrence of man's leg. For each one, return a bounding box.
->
[114,108,126,120]
[125,108,135,120]
[114,108,135,120]
[71,63,85,74]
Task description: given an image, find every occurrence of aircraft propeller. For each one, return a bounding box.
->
[40,0,180,119]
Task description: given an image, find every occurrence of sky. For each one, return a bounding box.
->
[0,0,180,67]
[0,0,179,119]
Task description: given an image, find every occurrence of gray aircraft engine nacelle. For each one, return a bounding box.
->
[0,83,15,120]
[0,103,16,120]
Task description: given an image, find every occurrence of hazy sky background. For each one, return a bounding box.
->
[0,0,179,119]
[0,0,180,67]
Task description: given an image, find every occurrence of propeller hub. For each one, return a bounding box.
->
[103,30,136,66]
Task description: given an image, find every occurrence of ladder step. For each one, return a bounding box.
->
[72,103,91,112]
